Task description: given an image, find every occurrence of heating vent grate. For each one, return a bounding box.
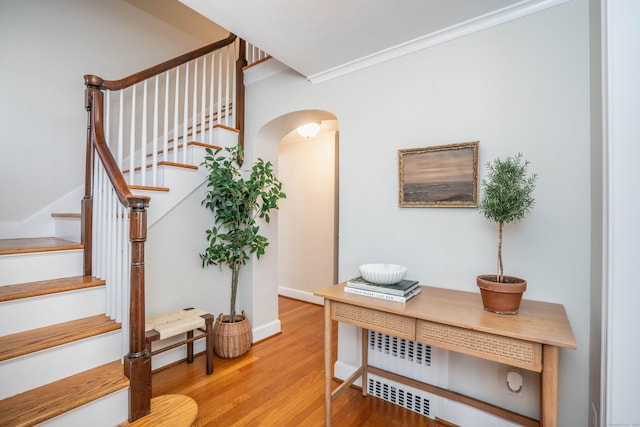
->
[369,330,431,365]
[368,377,431,416]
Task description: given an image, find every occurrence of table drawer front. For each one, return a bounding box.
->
[416,320,542,372]
[332,302,415,340]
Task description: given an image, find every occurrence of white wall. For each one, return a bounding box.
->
[277,129,338,304]
[244,1,591,425]
[0,0,224,226]
[603,0,640,424]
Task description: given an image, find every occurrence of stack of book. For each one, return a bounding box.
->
[344,276,421,302]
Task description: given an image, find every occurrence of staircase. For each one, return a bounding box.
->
[0,126,238,426]
[0,32,263,424]
[0,239,129,426]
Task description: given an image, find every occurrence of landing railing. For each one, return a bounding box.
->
[83,34,253,421]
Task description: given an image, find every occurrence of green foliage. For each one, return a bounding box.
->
[479,153,537,225]
[479,153,537,282]
[200,145,286,322]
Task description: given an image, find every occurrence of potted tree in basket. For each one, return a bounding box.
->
[200,145,286,358]
[477,153,537,314]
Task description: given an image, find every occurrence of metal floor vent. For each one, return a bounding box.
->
[369,330,431,365]
[368,377,431,417]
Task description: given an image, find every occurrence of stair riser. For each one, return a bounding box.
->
[211,127,239,148]
[143,145,197,167]
[53,217,81,242]
[0,330,122,400]
[0,250,83,285]
[0,287,105,336]
[125,168,166,188]
[40,388,129,427]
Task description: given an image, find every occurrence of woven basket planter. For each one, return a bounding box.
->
[213,311,252,358]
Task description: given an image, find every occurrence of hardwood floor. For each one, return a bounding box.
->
[152,297,451,427]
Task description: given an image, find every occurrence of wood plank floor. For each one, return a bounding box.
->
[152,297,451,427]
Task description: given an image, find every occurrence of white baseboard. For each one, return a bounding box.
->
[334,360,363,387]
[278,286,324,305]
[438,399,519,427]
[252,318,281,343]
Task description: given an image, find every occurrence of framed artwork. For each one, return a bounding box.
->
[398,141,479,207]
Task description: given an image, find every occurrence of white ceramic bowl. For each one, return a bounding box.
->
[359,264,407,285]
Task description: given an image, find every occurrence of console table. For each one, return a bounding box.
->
[314,283,576,427]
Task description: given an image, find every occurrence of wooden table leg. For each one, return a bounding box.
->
[541,345,559,427]
[186,330,194,363]
[324,300,332,427]
[361,328,368,397]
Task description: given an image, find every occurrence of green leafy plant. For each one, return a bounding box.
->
[479,153,537,283]
[200,145,286,323]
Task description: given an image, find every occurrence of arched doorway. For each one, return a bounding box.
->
[248,110,338,338]
[277,118,339,304]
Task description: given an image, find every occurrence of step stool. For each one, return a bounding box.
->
[145,308,214,374]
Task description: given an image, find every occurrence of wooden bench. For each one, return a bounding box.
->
[145,308,214,374]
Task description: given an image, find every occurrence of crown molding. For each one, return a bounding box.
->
[307,0,573,84]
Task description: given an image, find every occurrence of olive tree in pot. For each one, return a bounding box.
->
[200,145,285,358]
[477,153,536,314]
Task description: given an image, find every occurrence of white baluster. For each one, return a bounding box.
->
[106,187,114,314]
[183,62,189,165]
[129,85,136,185]
[164,71,169,163]
[192,58,198,157]
[141,80,148,186]
[225,44,231,128]
[201,54,207,146]
[217,49,222,133]
[152,75,159,187]
[113,202,122,322]
[118,89,124,168]
[209,51,215,145]
[173,66,180,163]
[93,157,103,277]
[105,91,110,146]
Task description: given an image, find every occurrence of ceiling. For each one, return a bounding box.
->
[177,0,566,83]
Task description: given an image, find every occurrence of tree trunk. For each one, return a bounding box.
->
[497,222,504,283]
[230,263,240,323]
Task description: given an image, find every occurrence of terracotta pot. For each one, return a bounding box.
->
[213,311,253,358]
[476,275,527,315]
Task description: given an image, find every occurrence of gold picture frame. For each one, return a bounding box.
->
[399,141,479,207]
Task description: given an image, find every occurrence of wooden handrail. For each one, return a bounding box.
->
[87,88,150,209]
[85,33,237,91]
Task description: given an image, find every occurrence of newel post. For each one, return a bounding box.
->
[124,202,151,421]
[82,80,100,277]
[236,38,247,159]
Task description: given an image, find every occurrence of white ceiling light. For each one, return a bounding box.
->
[296,121,321,139]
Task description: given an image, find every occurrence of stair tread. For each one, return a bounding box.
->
[0,237,82,256]
[0,314,121,362]
[0,276,105,303]
[0,360,129,427]
[119,394,198,427]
